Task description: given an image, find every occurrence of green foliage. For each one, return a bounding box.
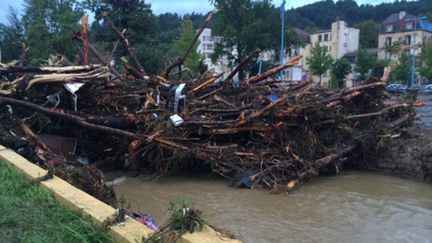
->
[169,18,202,70]
[0,7,25,63]
[0,161,113,242]
[143,199,205,243]
[419,41,432,81]
[391,52,411,84]
[373,59,390,79]
[355,20,379,49]
[355,49,376,80]
[331,59,351,89]
[211,0,281,79]
[167,199,203,233]
[22,0,83,63]
[85,0,163,74]
[307,43,334,84]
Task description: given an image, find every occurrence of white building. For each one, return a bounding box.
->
[289,20,359,87]
[197,28,229,73]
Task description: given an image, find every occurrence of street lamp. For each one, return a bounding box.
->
[279,0,286,81]
[411,17,417,87]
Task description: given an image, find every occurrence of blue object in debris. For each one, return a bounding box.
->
[232,80,240,89]
[268,94,278,102]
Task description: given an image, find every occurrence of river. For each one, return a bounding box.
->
[114,95,432,242]
[114,172,432,242]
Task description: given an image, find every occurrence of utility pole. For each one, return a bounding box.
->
[279,0,286,81]
[411,17,417,87]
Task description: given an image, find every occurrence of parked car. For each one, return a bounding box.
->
[422,84,432,93]
[386,84,407,94]
[406,84,422,91]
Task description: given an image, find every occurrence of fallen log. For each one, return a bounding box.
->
[0,96,142,140]
[245,56,302,85]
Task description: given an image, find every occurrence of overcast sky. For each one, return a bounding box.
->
[0,0,399,24]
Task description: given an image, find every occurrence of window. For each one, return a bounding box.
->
[405,35,411,45]
[323,46,329,52]
[324,34,328,41]
[385,51,392,60]
[206,44,213,50]
[406,22,413,30]
[386,25,393,32]
[385,37,392,47]
[318,35,322,42]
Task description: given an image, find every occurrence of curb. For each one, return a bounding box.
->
[0,145,241,243]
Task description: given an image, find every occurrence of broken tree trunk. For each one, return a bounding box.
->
[163,10,217,78]
[102,12,147,76]
[245,56,302,85]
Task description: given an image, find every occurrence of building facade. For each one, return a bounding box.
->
[289,20,359,87]
[197,28,229,73]
[378,11,432,63]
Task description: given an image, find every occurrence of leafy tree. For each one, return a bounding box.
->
[22,0,83,63]
[355,20,379,49]
[307,43,334,85]
[210,0,280,79]
[355,49,376,81]
[391,52,411,84]
[168,18,202,71]
[85,0,162,74]
[0,7,25,63]
[419,41,432,81]
[331,59,351,89]
[373,59,390,79]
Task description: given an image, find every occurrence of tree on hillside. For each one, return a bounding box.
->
[22,0,83,63]
[355,20,379,49]
[331,59,351,89]
[391,52,411,84]
[168,18,202,71]
[0,7,25,63]
[419,41,432,81]
[85,0,163,74]
[355,49,375,81]
[210,0,280,79]
[307,43,334,85]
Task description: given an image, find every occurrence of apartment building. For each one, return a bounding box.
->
[197,28,229,73]
[289,20,359,87]
[378,11,432,63]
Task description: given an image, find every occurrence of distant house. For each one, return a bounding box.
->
[288,20,359,87]
[378,11,432,62]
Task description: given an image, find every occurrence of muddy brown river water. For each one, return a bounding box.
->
[114,172,432,243]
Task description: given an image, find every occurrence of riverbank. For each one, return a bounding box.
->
[357,125,432,183]
[0,160,114,242]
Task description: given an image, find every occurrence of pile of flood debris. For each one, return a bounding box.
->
[0,12,416,204]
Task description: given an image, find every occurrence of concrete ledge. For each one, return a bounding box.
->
[0,145,242,243]
[0,144,152,243]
